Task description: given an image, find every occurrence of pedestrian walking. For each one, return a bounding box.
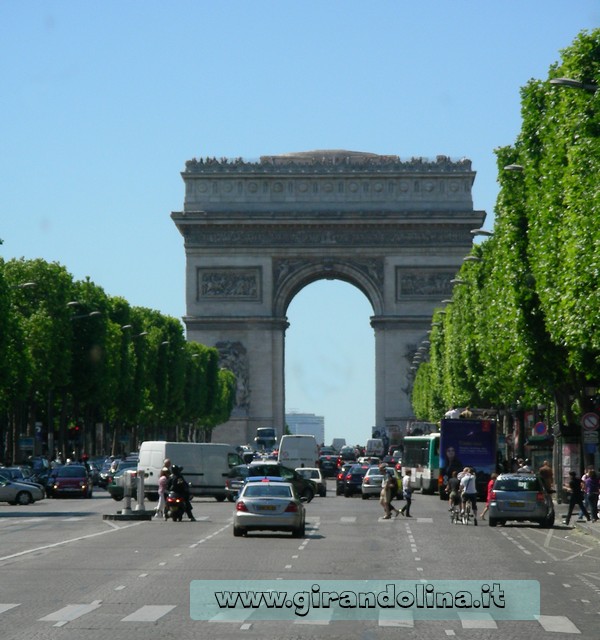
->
[379,464,400,519]
[400,470,412,517]
[480,472,497,521]
[538,460,554,494]
[583,469,599,522]
[564,471,591,525]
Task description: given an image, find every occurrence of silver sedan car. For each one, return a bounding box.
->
[0,474,45,505]
[233,479,306,537]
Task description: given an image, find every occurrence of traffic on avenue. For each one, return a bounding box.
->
[1,468,600,640]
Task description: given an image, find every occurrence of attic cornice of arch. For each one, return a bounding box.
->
[183,153,473,175]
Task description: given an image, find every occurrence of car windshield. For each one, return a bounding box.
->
[495,478,541,491]
[57,466,87,478]
[243,485,292,498]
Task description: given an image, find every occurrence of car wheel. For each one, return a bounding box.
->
[112,495,123,501]
[233,526,244,537]
[319,489,326,498]
[292,523,305,538]
[215,495,226,502]
[302,487,314,503]
[488,518,498,527]
[344,489,352,497]
[540,513,555,528]
[361,493,369,500]
[16,491,33,506]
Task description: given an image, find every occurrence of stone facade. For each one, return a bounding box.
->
[172,150,485,445]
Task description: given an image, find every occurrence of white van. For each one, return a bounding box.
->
[138,441,242,501]
[277,434,319,470]
[365,438,384,457]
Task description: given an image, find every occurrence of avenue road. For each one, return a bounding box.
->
[1,483,599,640]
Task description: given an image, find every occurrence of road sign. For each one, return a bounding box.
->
[581,412,600,431]
[533,422,547,436]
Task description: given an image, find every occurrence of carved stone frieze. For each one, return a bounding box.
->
[197,267,261,301]
[216,341,250,409]
[396,268,455,299]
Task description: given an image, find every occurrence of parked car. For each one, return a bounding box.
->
[233,479,306,537]
[488,473,555,528]
[106,467,138,501]
[295,467,327,497]
[47,464,93,498]
[341,463,371,497]
[336,463,354,495]
[0,475,45,505]
[0,467,47,495]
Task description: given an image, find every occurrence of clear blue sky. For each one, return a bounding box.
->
[1,3,598,447]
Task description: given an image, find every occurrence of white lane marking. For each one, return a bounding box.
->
[0,522,145,562]
[445,631,456,636]
[537,615,581,634]
[0,604,20,614]
[39,600,102,626]
[114,586,126,591]
[240,622,252,630]
[379,610,414,627]
[121,605,176,622]
[459,613,498,628]
[62,517,84,522]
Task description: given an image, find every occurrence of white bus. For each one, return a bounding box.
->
[401,433,440,494]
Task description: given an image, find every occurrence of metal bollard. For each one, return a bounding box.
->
[135,473,146,511]
[121,470,132,515]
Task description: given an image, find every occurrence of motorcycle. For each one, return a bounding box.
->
[165,491,185,522]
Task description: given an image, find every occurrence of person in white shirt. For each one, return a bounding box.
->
[400,470,413,517]
[459,467,478,525]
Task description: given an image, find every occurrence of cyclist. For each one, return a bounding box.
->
[459,467,478,526]
[446,470,461,515]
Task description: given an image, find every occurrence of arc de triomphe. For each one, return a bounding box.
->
[171,150,485,445]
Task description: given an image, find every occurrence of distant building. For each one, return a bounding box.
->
[285,412,325,445]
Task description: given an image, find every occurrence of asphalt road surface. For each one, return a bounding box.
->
[1,483,599,640]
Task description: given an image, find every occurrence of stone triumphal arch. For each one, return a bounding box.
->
[171,150,485,444]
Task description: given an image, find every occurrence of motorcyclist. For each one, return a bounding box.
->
[168,465,196,521]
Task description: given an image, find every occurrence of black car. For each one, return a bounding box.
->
[336,463,354,495]
[225,462,316,502]
[341,463,371,497]
[318,454,338,478]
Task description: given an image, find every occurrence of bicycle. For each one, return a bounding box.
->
[449,501,461,524]
[461,499,472,525]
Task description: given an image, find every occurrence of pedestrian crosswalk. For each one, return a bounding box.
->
[0,601,584,633]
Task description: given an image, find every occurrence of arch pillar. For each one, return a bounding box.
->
[371,315,432,431]
[185,315,288,445]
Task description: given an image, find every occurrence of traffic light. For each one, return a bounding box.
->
[68,425,82,442]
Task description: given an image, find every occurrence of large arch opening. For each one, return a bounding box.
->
[285,279,375,447]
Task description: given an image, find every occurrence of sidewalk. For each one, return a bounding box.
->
[559,513,600,540]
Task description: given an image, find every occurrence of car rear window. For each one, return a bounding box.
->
[244,485,292,498]
[494,478,541,491]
